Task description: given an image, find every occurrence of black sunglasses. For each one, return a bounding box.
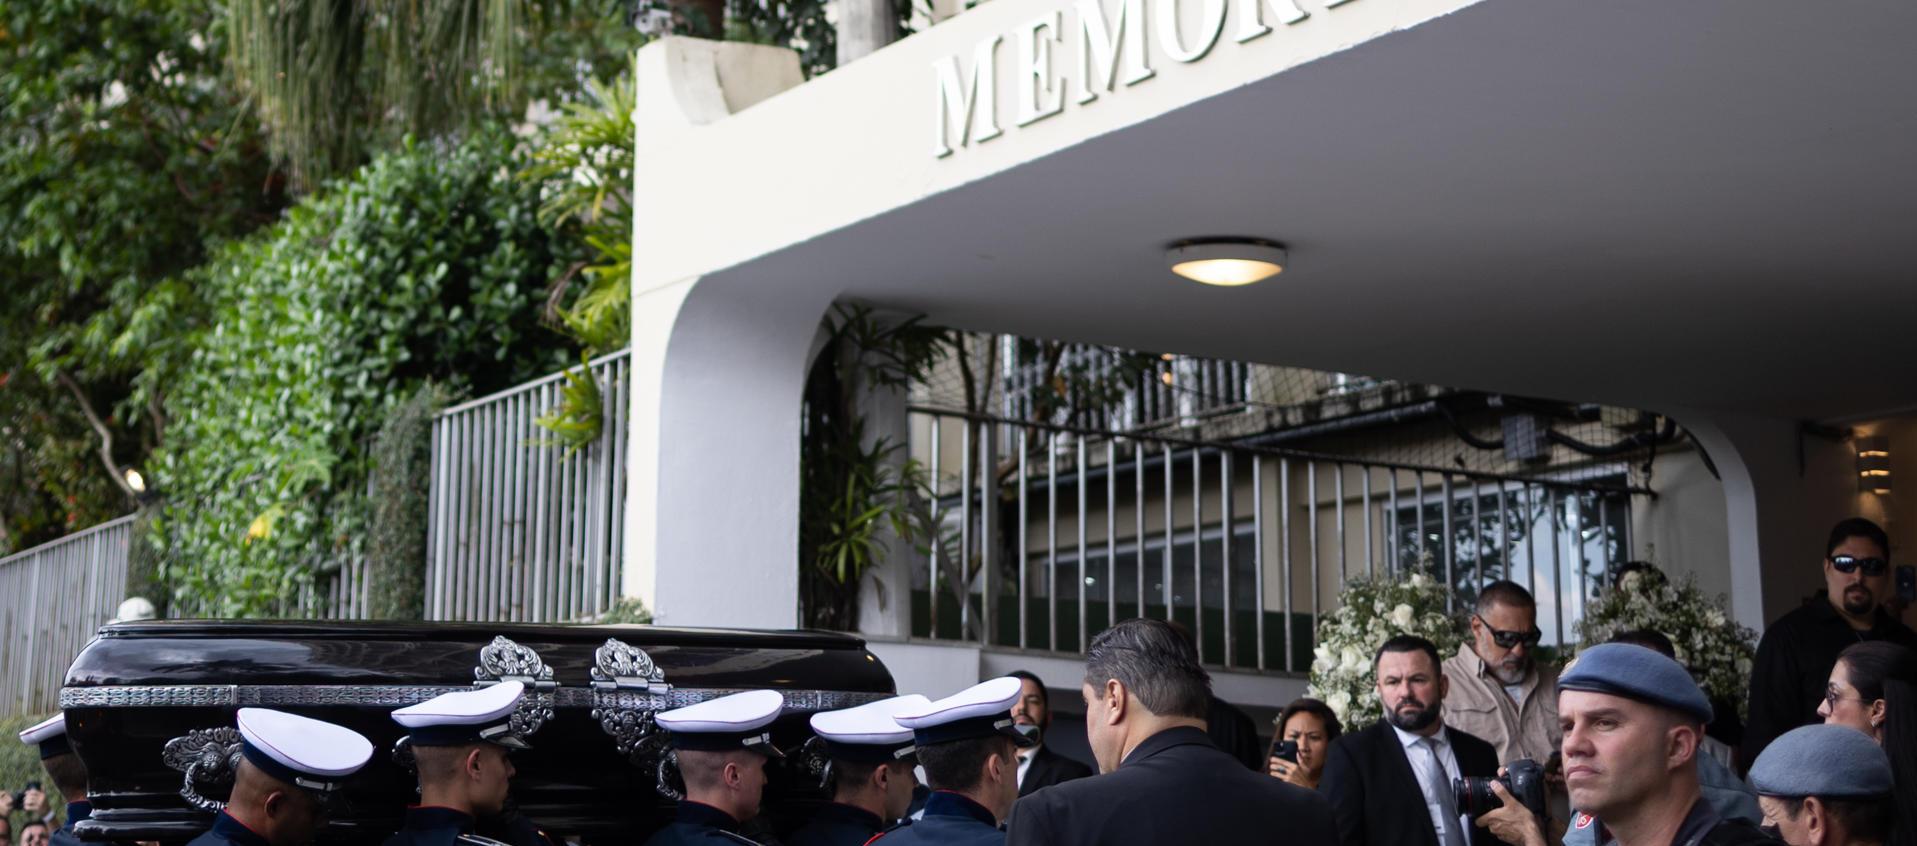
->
[1474,615,1542,649]
[1830,555,1889,577]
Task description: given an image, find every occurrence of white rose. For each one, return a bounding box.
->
[1340,646,1365,673]
[1328,689,1352,714]
[1391,604,1415,628]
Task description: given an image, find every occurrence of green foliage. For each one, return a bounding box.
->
[0,0,288,551]
[522,70,636,444]
[151,131,569,617]
[533,355,607,456]
[798,305,952,630]
[596,597,654,624]
[366,383,455,619]
[724,0,919,78]
[224,0,642,185]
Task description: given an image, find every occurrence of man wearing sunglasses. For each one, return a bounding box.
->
[1743,518,1917,773]
[1443,581,1561,769]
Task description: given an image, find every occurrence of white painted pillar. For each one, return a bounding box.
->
[625,37,818,628]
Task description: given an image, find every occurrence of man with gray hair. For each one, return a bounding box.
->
[1443,581,1559,768]
[1004,618,1335,846]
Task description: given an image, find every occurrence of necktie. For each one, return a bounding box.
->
[1420,736,1467,846]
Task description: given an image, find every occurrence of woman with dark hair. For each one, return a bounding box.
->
[1821,641,1916,846]
[1266,697,1342,791]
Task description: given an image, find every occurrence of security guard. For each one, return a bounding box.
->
[383,681,554,846]
[872,678,1032,846]
[186,708,374,846]
[1004,619,1335,846]
[17,715,88,846]
[788,695,929,846]
[642,690,786,846]
[1475,644,1770,846]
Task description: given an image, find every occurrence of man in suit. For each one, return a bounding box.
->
[1322,635,1501,846]
[1004,618,1337,846]
[1004,671,1093,796]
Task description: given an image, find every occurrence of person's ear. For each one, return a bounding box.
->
[262,790,286,821]
[1438,674,1450,700]
[1102,680,1126,725]
[1666,724,1698,770]
[872,762,891,792]
[1869,698,1887,729]
[466,748,485,781]
[1803,797,1828,846]
[722,760,743,790]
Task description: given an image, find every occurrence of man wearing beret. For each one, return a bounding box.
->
[1747,725,1895,846]
[1474,645,1770,846]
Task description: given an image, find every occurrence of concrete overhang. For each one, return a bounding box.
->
[636,0,1917,422]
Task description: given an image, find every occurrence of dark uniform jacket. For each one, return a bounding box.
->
[51,801,89,846]
[787,802,885,846]
[1005,725,1335,846]
[871,791,1002,846]
[1742,596,1917,768]
[382,806,542,846]
[1320,721,1501,846]
[1588,797,1771,846]
[1016,746,1093,797]
[186,812,272,846]
[1207,697,1266,771]
[643,802,762,846]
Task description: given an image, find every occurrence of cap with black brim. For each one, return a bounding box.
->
[392,680,532,750]
[18,714,71,760]
[810,694,930,764]
[236,708,374,794]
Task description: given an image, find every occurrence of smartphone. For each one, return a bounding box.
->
[1897,565,1915,603]
[1269,738,1299,764]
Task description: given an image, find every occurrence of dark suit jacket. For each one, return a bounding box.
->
[1208,696,1266,771]
[1321,721,1500,846]
[1018,744,1095,797]
[1005,725,1336,846]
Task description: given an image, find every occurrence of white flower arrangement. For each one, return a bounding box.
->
[1306,571,1461,728]
[1571,567,1757,718]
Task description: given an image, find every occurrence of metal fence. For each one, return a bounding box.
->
[426,349,631,622]
[1000,342,1250,432]
[0,515,133,718]
[910,408,1637,672]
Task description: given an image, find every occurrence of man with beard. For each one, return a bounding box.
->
[1004,672,1092,797]
[1323,635,1501,846]
[1743,518,1917,769]
[1443,581,1559,768]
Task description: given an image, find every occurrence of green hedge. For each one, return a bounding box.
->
[150,131,570,617]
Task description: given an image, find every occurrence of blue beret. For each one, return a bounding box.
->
[1560,643,1713,724]
[1750,725,1892,798]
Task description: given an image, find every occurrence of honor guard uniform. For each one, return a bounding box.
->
[384,681,554,846]
[188,709,373,846]
[18,715,87,846]
[642,690,787,846]
[873,678,1033,846]
[787,694,930,846]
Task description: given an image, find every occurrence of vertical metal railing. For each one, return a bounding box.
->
[910,407,1636,671]
[0,515,134,718]
[426,349,630,622]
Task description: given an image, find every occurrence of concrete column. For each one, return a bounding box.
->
[836,0,900,67]
[854,344,916,637]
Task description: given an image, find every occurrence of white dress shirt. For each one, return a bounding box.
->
[1392,723,1468,846]
[1016,743,1038,788]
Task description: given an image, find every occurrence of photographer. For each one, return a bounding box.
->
[1268,698,1342,790]
[1748,725,1895,846]
[1474,644,1770,846]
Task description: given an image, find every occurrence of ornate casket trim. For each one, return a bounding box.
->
[161,727,242,812]
[62,684,889,711]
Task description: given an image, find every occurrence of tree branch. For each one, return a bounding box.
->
[57,370,136,497]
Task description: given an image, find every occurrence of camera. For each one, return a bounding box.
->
[1270,739,1299,764]
[1454,759,1546,819]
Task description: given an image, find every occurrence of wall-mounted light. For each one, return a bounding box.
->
[1166,239,1287,286]
[1856,435,1891,494]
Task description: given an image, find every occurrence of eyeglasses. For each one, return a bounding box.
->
[1474,616,1542,649]
[1830,555,1889,576]
[1824,689,1871,708]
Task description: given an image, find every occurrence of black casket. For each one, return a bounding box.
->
[59,620,896,844]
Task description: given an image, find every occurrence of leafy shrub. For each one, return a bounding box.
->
[151,131,569,617]
[366,383,455,619]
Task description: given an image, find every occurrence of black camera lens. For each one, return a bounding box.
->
[1452,759,1548,820]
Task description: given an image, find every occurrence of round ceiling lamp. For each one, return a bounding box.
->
[1165,239,1287,286]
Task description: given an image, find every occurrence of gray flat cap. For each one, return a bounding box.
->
[1749,724,1892,798]
[1559,643,1713,724]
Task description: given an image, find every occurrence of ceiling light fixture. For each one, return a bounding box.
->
[1166,238,1287,286]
